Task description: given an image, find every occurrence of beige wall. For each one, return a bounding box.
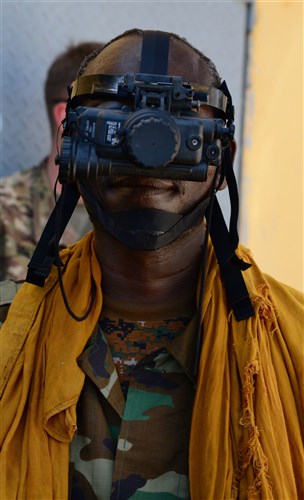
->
[240,0,303,290]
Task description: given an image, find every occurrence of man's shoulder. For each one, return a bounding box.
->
[0,280,23,326]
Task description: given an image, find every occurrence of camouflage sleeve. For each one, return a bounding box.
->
[0,168,37,281]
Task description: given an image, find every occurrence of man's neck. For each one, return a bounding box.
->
[93,224,205,316]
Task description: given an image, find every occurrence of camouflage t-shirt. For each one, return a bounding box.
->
[69,312,198,500]
[0,160,91,281]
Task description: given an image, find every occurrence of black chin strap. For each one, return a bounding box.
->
[80,180,211,250]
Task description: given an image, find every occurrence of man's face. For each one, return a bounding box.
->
[78,35,226,217]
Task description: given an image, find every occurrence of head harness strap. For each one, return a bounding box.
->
[140,30,170,74]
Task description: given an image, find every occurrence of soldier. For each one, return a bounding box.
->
[0,41,103,281]
[0,29,303,500]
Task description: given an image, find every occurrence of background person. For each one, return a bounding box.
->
[0,29,303,500]
[0,41,103,281]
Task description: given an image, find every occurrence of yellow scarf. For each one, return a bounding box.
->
[0,231,303,499]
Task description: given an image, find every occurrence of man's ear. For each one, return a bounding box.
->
[52,101,67,128]
[217,138,237,191]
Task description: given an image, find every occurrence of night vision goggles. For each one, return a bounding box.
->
[56,72,235,184]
